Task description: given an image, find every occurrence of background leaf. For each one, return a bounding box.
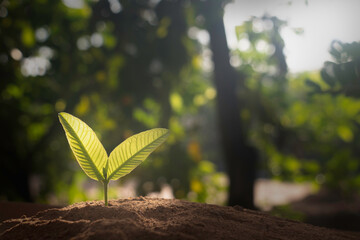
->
[108,128,169,180]
[59,112,107,181]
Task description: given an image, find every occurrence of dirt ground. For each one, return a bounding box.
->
[290,189,360,231]
[1,197,359,240]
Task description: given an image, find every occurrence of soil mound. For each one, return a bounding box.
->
[1,197,359,240]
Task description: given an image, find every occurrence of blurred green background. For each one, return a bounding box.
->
[1,0,360,216]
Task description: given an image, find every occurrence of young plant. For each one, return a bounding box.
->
[58,112,169,206]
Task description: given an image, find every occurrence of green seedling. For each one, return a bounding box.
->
[58,112,169,206]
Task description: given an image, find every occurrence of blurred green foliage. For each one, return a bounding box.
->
[0,0,222,204]
[232,15,360,195]
[271,204,305,222]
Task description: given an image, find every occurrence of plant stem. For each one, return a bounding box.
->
[103,180,109,206]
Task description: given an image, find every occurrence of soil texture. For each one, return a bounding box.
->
[1,197,359,240]
[290,190,360,231]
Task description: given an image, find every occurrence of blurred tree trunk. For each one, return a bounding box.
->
[199,0,257,209]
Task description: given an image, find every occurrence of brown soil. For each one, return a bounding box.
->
[291,190,360,231]
[1,197,359,240]
[0,201,60,222]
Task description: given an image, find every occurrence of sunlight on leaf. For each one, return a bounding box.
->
[59,112,107,181]
[108,128,169,180]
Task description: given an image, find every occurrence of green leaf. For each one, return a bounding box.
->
[58,112,107,182]
[108,128,169,180]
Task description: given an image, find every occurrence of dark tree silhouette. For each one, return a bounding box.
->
[196,0,257,209]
